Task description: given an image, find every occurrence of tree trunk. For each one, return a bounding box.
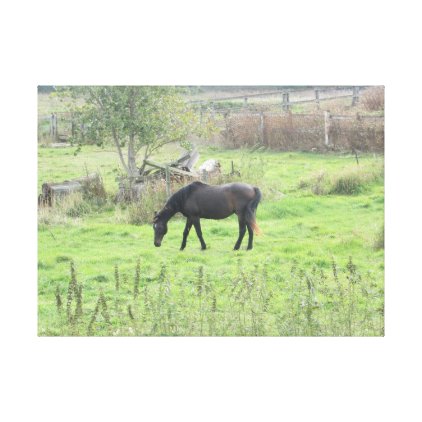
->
[127,87,138,178]
[112,127,129,174]
[127,133,138,177]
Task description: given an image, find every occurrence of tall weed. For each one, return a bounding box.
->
[48,258,384,336]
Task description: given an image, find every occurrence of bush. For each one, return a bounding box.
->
[117,180,170,225]
[299,162,384,196]
[361,86,384,112]
[38,193,91,225]
[38,173,110,225]
[82,173,107,205]
[329,170,371,195]
[65,195,92,217]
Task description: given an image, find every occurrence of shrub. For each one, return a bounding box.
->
[120,180,171,225]
[38,193,91,225]
[361,86,385,112]
[64,193,92,217]
[81,173,107,205]
[328,170,370,195]
[299,162,384,196]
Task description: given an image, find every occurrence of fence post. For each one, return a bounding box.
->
[352,86,360,106]
[282,92,290,111]
[324,111,331,146]
[260,112,265,145]
[315,89,320,108]
[243,97,248,107]
[165,165,171,199]
[50,113,58,143]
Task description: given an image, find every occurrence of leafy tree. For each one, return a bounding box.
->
[61,86,211,177]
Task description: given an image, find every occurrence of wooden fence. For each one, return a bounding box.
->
[190,86,364,112]
[38,112,77,144]
[217,110,384,152]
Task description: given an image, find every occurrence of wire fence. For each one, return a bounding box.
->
[210,110,384,152]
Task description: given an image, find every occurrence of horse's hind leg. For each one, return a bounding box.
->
[180,218,193,251]
[246,223,254,250]
[193,218,207,250]
[234,217,247,250]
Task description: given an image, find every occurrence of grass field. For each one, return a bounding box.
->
[38,144,384,336]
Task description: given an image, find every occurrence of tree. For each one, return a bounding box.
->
[62,86,210,178]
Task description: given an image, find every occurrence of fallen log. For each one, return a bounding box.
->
[168,149,199,171]
[144,159,199,178]
[115,151,201,203]
[39,173,101,206]
[183,150,200,171]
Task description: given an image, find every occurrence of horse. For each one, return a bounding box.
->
[152,181,262,250]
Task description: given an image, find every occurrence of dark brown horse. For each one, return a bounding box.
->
[153,181,262,250]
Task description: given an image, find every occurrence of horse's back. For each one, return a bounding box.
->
[192,182,255,201]
[184,182,256,219]
[223,182,256,198]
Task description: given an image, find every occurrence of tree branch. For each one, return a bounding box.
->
[112,127,128,173]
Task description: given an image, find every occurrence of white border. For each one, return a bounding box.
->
[2,1,421,421]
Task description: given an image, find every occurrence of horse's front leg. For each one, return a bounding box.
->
[234,217,247,250]
[192,218,207,250]
[180,218,193,251]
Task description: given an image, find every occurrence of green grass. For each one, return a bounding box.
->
[38,145,126,192]
[38,144,384,336]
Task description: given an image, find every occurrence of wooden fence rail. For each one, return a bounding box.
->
[190,86,366,111]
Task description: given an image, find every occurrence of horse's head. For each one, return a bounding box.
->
[153,211,168,247]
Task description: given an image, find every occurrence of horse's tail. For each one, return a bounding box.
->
[245,187,262,235]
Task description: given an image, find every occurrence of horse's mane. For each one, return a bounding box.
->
[155,181,207,221]
[167,181,206,211]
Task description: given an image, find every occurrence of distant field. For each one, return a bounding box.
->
[38,143,384,336]
[38,92,78,116]
[39,87,371,115]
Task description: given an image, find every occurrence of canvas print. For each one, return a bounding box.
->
[38,86,384,336]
